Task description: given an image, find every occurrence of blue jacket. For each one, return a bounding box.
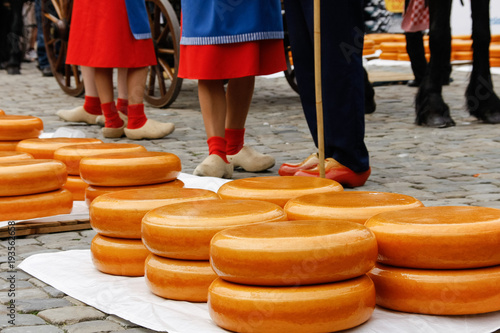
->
[180,0,284,45]
[125,0,152,40]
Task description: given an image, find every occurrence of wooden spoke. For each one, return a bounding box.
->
[158,58,174,81]
[43,13,59,24]
[50,0,63,19]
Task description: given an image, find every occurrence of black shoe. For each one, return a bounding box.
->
[41,67,53,77]
[407,80,421,87]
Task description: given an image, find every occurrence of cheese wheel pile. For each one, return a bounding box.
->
[0,151,34,162]
[80,151,183,205]
[208,220,377,332]
[365,206,500,315]
[0,115,43,141]
[0,159,72,221]
[142,199,287,302]
[284,191,423,224]
[16,137,103,159]
[89,187,219,277]
[54,143,147,201]
[217,176,343,207]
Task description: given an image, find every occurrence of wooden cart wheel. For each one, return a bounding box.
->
[41,0,84,97]
[144,0,183,108]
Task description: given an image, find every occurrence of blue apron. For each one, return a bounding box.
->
[124,0,152,40]
[180,0,284,45]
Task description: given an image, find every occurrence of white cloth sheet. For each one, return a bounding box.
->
[18,250,500,333]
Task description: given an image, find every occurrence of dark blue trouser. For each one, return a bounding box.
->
[35,0,49,69]
[283,0,369,172]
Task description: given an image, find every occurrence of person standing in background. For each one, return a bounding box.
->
[178,0,286,178]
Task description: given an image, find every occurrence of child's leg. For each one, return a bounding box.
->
[95,67,124,137]
[117,67,128,115]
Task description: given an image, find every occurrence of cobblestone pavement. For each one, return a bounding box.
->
[1,60,500,332]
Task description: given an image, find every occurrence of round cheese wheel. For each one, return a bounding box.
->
[54,143,147,175]
[0,109,5,116]
[63,175,88,201]
[0,159,67,196]
[145,254,217,302]
[90,234,150,277]
[453,51,473,61]
[208,275,375,333]
[0,115,43,141]
[379,52,398,61]
[490,58,500,68]
[0,188,73,221]
[84,179,184,206]
[379,42,403,53]
[365,206,500,269]
[142,199,287,260]
[0,151,33,162]
[90,188,219,239]
[284,191,423,224]
[79,151,181,186]
[0,141,19,151]
[368,263,500,315]
[16,138,103,159]
[217,176,343,208]
[490,45,500,58]
[210,220,377,286]
[451,39,472,51]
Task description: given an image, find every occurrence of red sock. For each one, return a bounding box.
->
[208,136,229,163]
[225,128,245,155]
[83,96,102,115]
[116,98,128,116]
[127,104,148,129]
[101,102,124,128]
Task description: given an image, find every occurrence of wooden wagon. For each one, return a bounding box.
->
[41,0,297,109]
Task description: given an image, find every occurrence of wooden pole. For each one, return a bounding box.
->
[314,0,325,178]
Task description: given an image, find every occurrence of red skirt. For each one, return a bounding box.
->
[66,0,156,68]
[178,39,286,80]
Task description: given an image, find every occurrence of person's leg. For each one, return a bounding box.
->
[225,76,275,171]
[193,79,232,178]
[94,67,125,138]
[116,67,128,115]
[123,66,175,139]
[405,31,427,86]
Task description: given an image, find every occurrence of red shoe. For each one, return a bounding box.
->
[278,153,319,176]
[294,158,371,188]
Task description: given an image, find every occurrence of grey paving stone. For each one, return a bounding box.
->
[0,288,49,303]
[1,325,63,333]
[63,319,124,333]
[38,306,106,325]
[0,313,47,328]
[17,298,73,313]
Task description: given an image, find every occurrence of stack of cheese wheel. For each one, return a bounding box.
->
[0,115,44,152]
[0,159,72,221]
[284,191,423,224]
[80,151,184,205]
[491,44,500,68]
[16,137,103,159]
[451,38,473,61]
[365,206,500,315]
[379,41,404,61]
[363,38,376,56]
[0,151,34,162]
[142,199,287,302]
[54,143,148,201]
[90,187,219,277]
[208,220,378,333]
[217,176,343,208]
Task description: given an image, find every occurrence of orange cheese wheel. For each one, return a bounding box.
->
[79,151,181,186]
[16,138,103,159]
[397,53,410,61]
[90,234,150,277]
[491,45,500,58]
[210,220,377,286]
[490,58,500,68]
[284,191,423,224]
[217,176,343,208]
[0,115,43,141]
[0,110,5,116]
[54,143,147,175]
[453,51,473,61]
[0,151,33,162]
[84,179,184,206]
[379,52,398,60]
[379,42,404,53]
[145,254,217,302]
[0,141,19,151]
[365,206,500,269]
[368,263,500,315]
[142,199,287,260]
[208,275,375,333]
[451,39,472,51]
[0,188,73,221]
[0,159,67,196]
[90,188,219,239]
[63,175,88,201]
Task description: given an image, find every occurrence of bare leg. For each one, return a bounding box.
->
[225,76,255,129]
[126,67,147,105]
[94,67,115,104]
[81,66,98,97]
[198,79,227,138]
[117,67,128,100]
